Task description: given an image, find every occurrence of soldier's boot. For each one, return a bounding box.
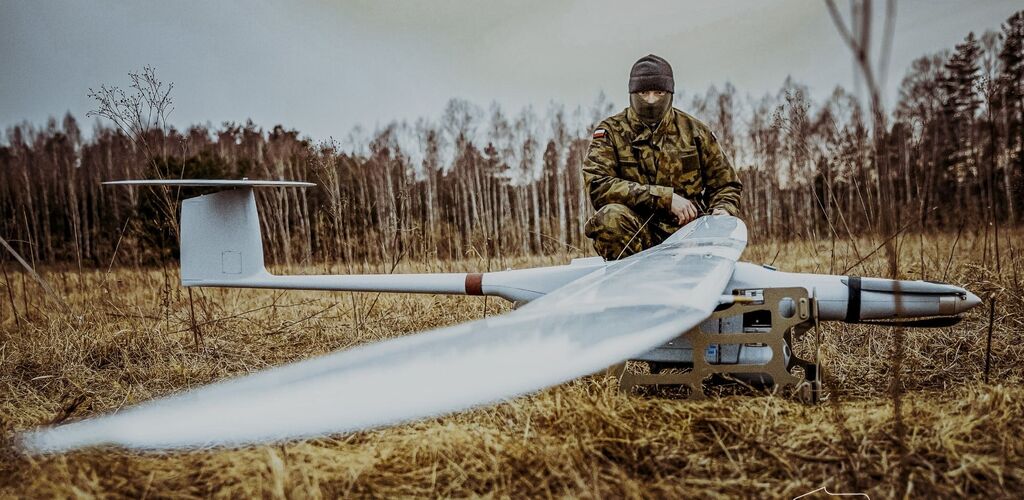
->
[584,204,654,261]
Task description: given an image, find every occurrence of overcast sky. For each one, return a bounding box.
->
[2,0,1020,142]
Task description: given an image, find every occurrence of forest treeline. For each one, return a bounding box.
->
[1,11,1022,267]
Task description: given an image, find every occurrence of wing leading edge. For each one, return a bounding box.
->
[22,215,747,452]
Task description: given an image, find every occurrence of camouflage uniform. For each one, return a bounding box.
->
[583,106,742,260]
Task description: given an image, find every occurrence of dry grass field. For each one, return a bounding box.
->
[1,230,1022,498]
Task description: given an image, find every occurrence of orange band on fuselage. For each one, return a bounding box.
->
[465,273,484,296]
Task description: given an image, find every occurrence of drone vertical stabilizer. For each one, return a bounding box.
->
[102,180,315,286]
[180,188,268,284]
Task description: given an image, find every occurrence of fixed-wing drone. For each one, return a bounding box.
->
[21,180,981,453]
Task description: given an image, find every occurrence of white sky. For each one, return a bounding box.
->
[2,0,1020,141]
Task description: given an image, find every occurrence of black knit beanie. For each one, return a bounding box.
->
[628,54,674,93]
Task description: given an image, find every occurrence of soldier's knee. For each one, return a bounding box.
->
[585,204,641,237]
[596,203,638,220]
[585,204,648,260]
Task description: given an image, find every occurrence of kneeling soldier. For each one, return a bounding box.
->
[583,54,742,260]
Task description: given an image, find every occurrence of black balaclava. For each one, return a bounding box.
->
[628,54,675,127]
[630,93,673,128]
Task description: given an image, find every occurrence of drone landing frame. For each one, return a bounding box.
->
[609,287,822,403]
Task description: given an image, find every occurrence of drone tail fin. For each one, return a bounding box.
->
[180,188,269,286]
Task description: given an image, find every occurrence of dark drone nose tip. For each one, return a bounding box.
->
[959,291,982,313]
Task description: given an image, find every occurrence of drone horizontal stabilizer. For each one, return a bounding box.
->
[102,179,315,188]
[21,216,746,453]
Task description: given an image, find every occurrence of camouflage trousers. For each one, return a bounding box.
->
[584,204,678,260]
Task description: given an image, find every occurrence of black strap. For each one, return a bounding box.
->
[693,135,708,212]
[845,276,862,323]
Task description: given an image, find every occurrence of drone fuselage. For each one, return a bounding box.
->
[177,187,979,325]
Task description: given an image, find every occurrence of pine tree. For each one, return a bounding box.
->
[943,33,983,124]
[940,32,983,201]
[998,11,1024,218]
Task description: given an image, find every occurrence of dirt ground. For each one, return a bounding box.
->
[1,231,1022,498]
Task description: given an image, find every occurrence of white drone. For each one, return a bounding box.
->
[21,180,981,453]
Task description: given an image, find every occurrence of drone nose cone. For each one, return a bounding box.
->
[960,291,983,313]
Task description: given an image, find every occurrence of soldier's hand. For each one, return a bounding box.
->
[670,193,698,225]
[711,208,729,216]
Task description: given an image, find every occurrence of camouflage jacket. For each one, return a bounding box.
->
[583,107,742,220]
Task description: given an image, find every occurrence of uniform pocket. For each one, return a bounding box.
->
[657,147,701,196]
[679,148,699,173]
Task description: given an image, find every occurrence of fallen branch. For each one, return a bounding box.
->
[0,235,71,315]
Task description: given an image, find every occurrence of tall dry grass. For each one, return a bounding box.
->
[0,231,1022,497]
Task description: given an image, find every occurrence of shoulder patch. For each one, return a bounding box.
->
[593,128,607,139]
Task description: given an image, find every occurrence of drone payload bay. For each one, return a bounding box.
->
[20,180,981,453]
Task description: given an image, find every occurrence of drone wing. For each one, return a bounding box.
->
[22,216,746,452]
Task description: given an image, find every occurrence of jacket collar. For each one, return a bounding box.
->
[627,107,677,146]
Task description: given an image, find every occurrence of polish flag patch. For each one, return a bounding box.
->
[592,128,607,139]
